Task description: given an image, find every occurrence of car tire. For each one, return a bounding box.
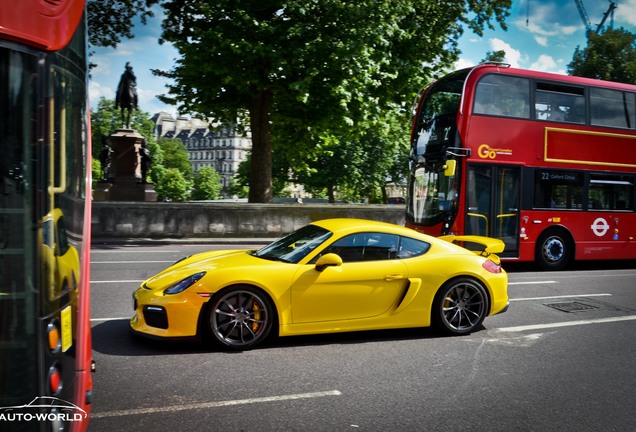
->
[432,277,489,335]
[206,286,274,350]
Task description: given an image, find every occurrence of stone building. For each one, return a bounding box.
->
[151,112,252,197]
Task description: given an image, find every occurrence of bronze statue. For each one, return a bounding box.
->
[115,62,139,128]
[99,136,113,181]
[139,139,152,183]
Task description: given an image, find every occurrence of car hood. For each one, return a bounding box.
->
[142,249,263,289]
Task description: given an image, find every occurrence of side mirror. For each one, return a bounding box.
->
[315,253,343,271]
[443,160,456,177]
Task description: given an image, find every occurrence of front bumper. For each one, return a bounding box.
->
[130,287,208,338]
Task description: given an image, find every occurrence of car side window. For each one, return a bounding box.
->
[397,236,430,258]
[319,232,400,263]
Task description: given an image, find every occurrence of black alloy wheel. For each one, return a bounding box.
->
[207,286,274,350]
[433,277,489,335]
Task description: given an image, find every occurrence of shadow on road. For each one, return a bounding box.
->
[91,318,471,356]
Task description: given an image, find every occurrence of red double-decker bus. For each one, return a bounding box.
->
[0,0,93,430]
[406,63,636,270]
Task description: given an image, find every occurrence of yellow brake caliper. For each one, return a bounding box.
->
[252,302,261,332]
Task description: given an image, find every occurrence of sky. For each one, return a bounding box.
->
[88,0,636,118]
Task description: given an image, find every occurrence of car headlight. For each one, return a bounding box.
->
[163,272,206,295]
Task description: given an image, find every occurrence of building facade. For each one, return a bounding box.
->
[152,112,252,197]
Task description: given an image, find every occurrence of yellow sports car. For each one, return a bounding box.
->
[131,218,508,350]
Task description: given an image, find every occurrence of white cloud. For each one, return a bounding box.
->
[138,87,177,117]
[615,0,636,27]
[454,58,476,70]
[534,36,548,47]
[88,80,115,107]
[489,38,524,68]
[529,54,565,75]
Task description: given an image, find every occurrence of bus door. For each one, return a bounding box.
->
[465,164,521,257]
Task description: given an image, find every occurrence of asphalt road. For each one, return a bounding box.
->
[88,243,636,432]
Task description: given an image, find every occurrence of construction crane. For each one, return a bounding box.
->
[573,0,618,35]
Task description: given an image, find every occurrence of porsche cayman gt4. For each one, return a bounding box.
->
[131,218,508,350]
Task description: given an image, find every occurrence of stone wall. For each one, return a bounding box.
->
[91,202,406,241]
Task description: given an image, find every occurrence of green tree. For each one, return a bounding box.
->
[156,0,510,203]
[158,137,192,179]
[155,168,192,202]
[567,28,636,84]
[481,49,507,63]
[87,1,158,48]
[191,167,223,200]
[229,154,293,199]
[289,107,405,203]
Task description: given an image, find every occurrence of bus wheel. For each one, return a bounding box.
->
[536,229,573,271]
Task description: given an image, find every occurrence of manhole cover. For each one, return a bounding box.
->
[544,301,600,313]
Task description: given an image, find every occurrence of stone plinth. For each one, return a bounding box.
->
[93,129,157,201]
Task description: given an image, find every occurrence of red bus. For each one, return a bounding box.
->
[0,0,93,430]
[406,63,636,270]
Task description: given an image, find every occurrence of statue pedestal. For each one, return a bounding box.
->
[93,129,157,201]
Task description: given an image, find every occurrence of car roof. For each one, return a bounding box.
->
[311,218,430,240]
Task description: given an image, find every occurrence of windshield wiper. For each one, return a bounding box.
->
[254,252,292,263]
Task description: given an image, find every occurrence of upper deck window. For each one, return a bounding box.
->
[473,74,530,119]
[535,82,585,124]
[590,88,635,129]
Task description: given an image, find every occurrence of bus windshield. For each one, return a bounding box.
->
[408,69,467,230]
[408,164,460,228]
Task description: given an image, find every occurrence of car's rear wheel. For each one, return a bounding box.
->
[207,286,274,350]
[432,277,489,335]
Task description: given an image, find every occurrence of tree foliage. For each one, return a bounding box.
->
[87,0,159,49]
[192,167,223,200]
[157,137,192,179]
[154,168,192,202]
[567,28,636,84]
[156,0,511,203]
[481,50,507,63]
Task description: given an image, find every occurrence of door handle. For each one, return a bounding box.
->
[384,273,404,281]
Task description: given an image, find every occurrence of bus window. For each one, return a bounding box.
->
[473,74,530,118]
[590,88,636,129]
[589,174,634,211]
[534,170,583,210]
[535,82,585,124]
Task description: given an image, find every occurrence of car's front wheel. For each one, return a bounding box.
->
[207,286,274,350]
[432,277,489,335]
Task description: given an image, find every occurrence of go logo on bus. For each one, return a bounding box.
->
[478,144,512,159]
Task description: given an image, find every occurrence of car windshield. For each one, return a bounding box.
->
[252,224,333,264]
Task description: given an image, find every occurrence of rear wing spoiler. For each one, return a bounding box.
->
[438,235,505,257]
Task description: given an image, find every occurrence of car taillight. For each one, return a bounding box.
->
[482,259,501,273]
